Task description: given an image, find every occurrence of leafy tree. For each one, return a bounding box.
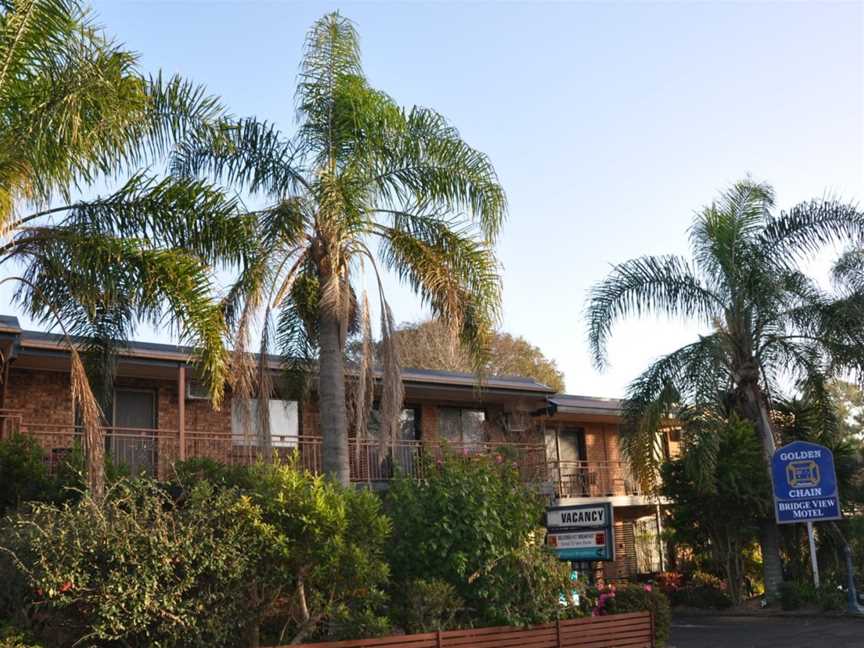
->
[660,416,770,604]
[0,0,247,498]
[374,318,565,392]
[386,453,572,628]
[587,178,864,598]
[826,379,864,440]
[171,12,506,485]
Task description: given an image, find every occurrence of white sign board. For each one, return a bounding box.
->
[548,530,608,551]
[546,505,609,529]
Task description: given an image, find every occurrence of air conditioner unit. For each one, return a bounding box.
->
[186,380,209,400]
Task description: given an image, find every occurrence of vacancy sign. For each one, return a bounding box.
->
[545,502,614,561]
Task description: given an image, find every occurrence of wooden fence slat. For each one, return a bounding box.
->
[444,628,558,648]
[268,611,653,648]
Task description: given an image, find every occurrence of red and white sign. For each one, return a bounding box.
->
[547,530,606,550]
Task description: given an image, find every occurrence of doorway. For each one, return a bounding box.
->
[112,389,157,476]
[556,427,590,496]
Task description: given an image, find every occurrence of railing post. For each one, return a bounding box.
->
[556,618,562,647]
[436,629,443,648]
[177,365,186,461]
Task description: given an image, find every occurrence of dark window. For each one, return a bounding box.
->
[368,407,419,442]
[437,407,486,448]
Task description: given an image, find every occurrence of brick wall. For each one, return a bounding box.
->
[5,368,73,426]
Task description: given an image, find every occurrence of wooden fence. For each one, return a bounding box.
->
[268,611,653,648]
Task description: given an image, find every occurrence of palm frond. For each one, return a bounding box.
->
[172,118,307,196]
[13,231,229,405]
[296,11,362,159]
[620,334,728,489]
[15,173,252,266]
[832,248,864,292]
[759,199,864,261]
[376,213,501,374]
[586,255,721,369]
[368,107,507,242]
[689,178,773,287]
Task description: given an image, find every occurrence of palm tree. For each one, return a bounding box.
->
[586,179,864,598]
[172,12,506,485]
[0,0,249,498]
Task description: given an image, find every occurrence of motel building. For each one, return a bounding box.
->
[0,315,677,582]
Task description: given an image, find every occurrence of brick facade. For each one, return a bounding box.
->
[1,363,660,582]
[5,368,73,427]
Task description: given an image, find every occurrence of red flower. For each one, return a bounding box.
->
[59,581,73,593]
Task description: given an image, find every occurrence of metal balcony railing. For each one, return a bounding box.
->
[0,414,642,497]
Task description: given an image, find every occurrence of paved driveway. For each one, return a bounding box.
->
[669,615,864,648]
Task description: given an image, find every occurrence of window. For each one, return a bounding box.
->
[437,407,486,448]
[367,407,419,442]
[231,398,298,448]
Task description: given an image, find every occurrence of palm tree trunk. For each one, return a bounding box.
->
[740,381,784,600]
[318,307,350,485]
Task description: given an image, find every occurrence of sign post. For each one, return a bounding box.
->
[806,521,820,588]
[545,502,614,562]
[771,441,841,590]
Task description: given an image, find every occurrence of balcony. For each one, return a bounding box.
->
[0,412,644,499]
[0,413,548,484]
[547,460,646,498]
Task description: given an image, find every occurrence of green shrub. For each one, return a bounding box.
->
[238,460,392,645]
[0,624,46,648]
[171,457,249,490]
[779,581,808,611]
[386,453,573,628]
[0,434,54,516]
[0,479,270,647]
[396,579,464,633]
[817,583,847,612]
[606,586,671,647]
[669,583,733,609]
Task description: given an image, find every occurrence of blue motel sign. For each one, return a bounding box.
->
[771,441,842,524]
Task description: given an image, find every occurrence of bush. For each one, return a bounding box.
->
[386,453,573,628]
[670,583,733,610]
[817,582,847,612]
[0,434,55,516]
[231,460,392,645]
[605,586,671,647]
[779,581,808,611]
[0,624,46,648]
[170,457,249,491]
[0,479,270,647]
[396,579,464,633]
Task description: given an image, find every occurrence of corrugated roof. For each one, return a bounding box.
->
[11,326,554,394]
[0,315,21,332]
[548,393,623,415]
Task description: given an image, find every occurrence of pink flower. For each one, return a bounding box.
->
[644,584,653,592]
[495,454,503,464]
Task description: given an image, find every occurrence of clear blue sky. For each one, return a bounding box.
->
[7,1,864,397]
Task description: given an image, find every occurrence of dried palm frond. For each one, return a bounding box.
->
[377,299,403,456]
